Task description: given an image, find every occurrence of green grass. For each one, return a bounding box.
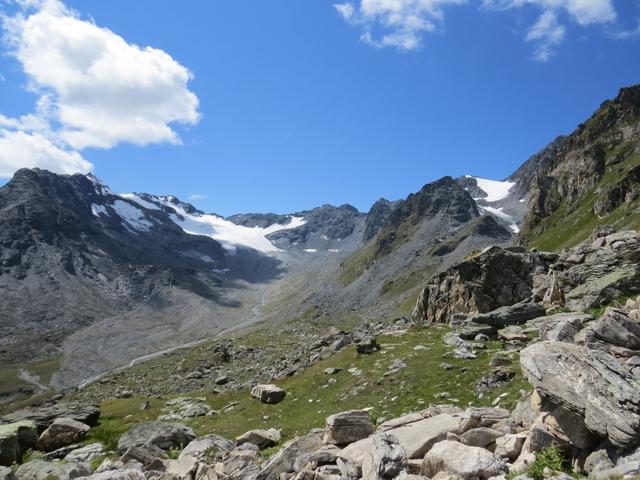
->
[84,327,529,448]
[527,445,572,480]
[0,356,62,414]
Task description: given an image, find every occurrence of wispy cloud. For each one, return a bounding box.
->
[188,193,207,201]
[0,0,200,177]
[336,0,621,60]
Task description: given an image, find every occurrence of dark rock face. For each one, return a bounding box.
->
[226,213,292,228]
[363,198,395,242]
[516,85,640,244]
[412,246,553,324]
[267,204,364,247]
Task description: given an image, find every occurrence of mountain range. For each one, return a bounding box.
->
[1,83,639,404]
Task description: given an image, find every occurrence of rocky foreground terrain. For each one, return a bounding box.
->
[2,227,640,480]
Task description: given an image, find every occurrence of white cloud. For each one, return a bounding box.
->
[0,0,200,178]
[335,0,467,51]
[337,0,619,57]
[526,10,566,61]
[0,129,91,177]
[188,193,207,201]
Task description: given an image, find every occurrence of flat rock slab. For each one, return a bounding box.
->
[0,402,100,431]
[339,413,462,464]
[521,341,640,448]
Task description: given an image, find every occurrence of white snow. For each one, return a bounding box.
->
[150,198,305,254]
[120,193,162,211]
[91,203,109,217]
[519,198,527,203]
[112,200,154,232]
[304,248,318,253]
[86,173,112,196]
[480,206,519,235]
[481,206,513,222]
[328,249,340,253]
[466,175,515,202]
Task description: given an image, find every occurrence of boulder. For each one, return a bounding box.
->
[575,308,640,351]
[64,443,104,463]
[119,443,167,468]
[533,313,592,343]
[361,433,407,480]
[85,470,145,480]
[323,410,375,446]
[36,418,90,452]
[15,459,92,480]
[520,341,640,448]
[494,434,526,461]
[165,455,199,480]
[340,413,462,464]
[251,384,286,404]
[293,445,340,472]
[422,441,507,480]
[459,408,510,432]
[566,264,640,311]
[497,326,528,342]
[471,302,546,328]
[460,428,503,449]
[257,429,324,480]
[0,421,38,466]
[1,402,100,431]
[179,434,235,462]
[356,336,380,354]
[0,467,16,480]
[237,429,281,450]
[117,421,196,453]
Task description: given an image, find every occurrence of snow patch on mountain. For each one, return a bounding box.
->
[91,204,109,217]
[480,206,520,234]
[112,200,154,232]
[153,198,305,253]
[466,175,515,202]
[120,193,162,211]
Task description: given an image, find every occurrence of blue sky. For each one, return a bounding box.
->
[0,0,639,216]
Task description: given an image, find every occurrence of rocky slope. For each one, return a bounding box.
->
[513,84,640,250]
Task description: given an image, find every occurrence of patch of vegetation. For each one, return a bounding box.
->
[0,356,62,415]
[586,294,636,318]
[89,327,529,447]
[529,148,640,251]
[338,241,377,285]
[380,264,436,298]
[527,445,572,480]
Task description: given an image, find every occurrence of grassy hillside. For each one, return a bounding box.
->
[81,326,528,451]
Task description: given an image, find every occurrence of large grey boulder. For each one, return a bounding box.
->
[422,440,507,480]
[15,459,92,480]
[251,384,286,404]
[64,443,104,463]
[117,421,195,453]
[532,312,592,343]
[85,470,145,480]
[361,433,407,480]
[119,443,166,468]
[36,418,90,452]
[237,429,281,450]
[566,264,640,311]
[520,341,640,448]
[494,434,526,461]
[575,308,640,351]
[0,421,38,466]
[470,302,546,328]
[460,428,503,449]
[323,410,374,446]
[1,402,100,431]
[178,434,235,462]
[340,413,462,464]
[0,466,16,480]
[257,429,323,480]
